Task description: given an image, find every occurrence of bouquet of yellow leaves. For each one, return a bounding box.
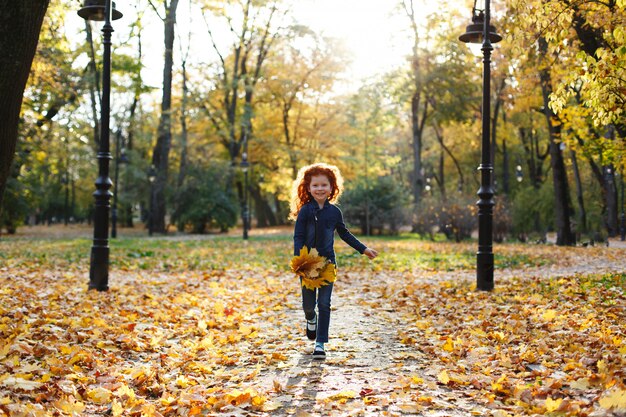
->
[290,247,337,290]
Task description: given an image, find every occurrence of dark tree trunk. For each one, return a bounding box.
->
[491,78,505,193]
[569,149,587,235]
[249,183,276,227]
[0,0,50,214]
[404,0,428,231]
[539,38,575,246]
[85,21,101,148]
[151,0,179,233]
[177,59,188,188]
[604,165,619,236]
[502,136,509,195]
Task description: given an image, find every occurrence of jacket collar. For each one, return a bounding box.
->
[307,199,330,210]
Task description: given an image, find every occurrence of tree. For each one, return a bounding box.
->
[402,0,430,230]
[0,1,50,218]
[149,0,180,234]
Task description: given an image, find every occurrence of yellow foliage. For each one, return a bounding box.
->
[290,247,337,290]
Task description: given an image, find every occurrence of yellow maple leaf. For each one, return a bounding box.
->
[411,375,424,384]
[54,396,85,413]
[542,309,557,321]
[86,387,112,404]
[299,258,337,290]
[290,247,326,277]
[599,388,626,411]
[111,399,124,417]
[442,337,454,352]
[545,397,563,412]
[438,370,450,385]
[330,390,357,400]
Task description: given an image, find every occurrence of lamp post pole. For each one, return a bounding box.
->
[459,0,501,291]
[79,0,122,291]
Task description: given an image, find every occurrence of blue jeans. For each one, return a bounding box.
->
[302,282,333,343]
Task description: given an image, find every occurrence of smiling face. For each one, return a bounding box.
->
[308,174,332,207]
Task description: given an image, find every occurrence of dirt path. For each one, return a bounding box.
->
[249,268,490,416]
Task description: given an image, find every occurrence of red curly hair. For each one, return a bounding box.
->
[289,163,344,220]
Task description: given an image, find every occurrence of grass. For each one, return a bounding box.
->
[0,230,550,274]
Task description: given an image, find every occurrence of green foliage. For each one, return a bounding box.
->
[0,177,29,234]
[171,163,238,233]
[511,183,553,239]
[341,175,411,235]
[414,192,477,242]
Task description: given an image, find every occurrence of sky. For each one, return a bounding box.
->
[67,0,450,94]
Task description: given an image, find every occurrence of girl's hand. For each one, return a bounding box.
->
[363,248,378,259]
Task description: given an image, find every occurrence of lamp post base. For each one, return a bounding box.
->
[476,251,494,291]
[89,245,110,291]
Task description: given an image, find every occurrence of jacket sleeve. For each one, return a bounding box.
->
[293,208,307,256]
[335,207,366,254]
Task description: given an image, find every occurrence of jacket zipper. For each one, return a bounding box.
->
[313,212,318,249]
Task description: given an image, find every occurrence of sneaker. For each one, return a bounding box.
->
[312,346,326,360]
[306,316,317,340]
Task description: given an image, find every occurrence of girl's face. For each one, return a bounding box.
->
[308,174,332,206]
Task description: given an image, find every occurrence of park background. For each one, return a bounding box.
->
[1,0,625,242]
[0,0,625,416]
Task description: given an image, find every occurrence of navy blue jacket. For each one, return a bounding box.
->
[293,200,366,265]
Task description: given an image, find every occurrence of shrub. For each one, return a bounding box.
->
[0,177,28,234]
[341,175,411,235]
[171,164,238,233]
[416,193,477,242]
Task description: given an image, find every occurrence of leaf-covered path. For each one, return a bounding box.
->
[251,249,626,417]
[1,232,625,416]
[253,270,490,417]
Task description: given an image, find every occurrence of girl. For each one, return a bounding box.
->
[290,163,378,359]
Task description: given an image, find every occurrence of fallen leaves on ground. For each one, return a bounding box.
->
[0,234,624,416]
[386,271,626,416]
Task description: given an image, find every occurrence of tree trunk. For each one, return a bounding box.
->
[539,37,575,246]
[604,164,618,236]
[0,1,50,214]
[249,183,276,227]
[403,0,428,231]
[85,21,101,148]
[151,0,179,233]
[570,149,587,235]
[491,78,505,193]
[177,58,188,188]
[502,136,509,195]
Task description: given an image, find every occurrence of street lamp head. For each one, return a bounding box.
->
[119,152,130,164]
[459,3,502,44]
[241,153,250,173]
[78,0,123,21]
[516,165,523,182]
[148,165,157,183]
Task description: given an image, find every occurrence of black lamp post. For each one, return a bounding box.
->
[241,152,250,240]
[459,0,502,291]
[111,130,129,239]
[79,0,123,291]
[148,165,156,236]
